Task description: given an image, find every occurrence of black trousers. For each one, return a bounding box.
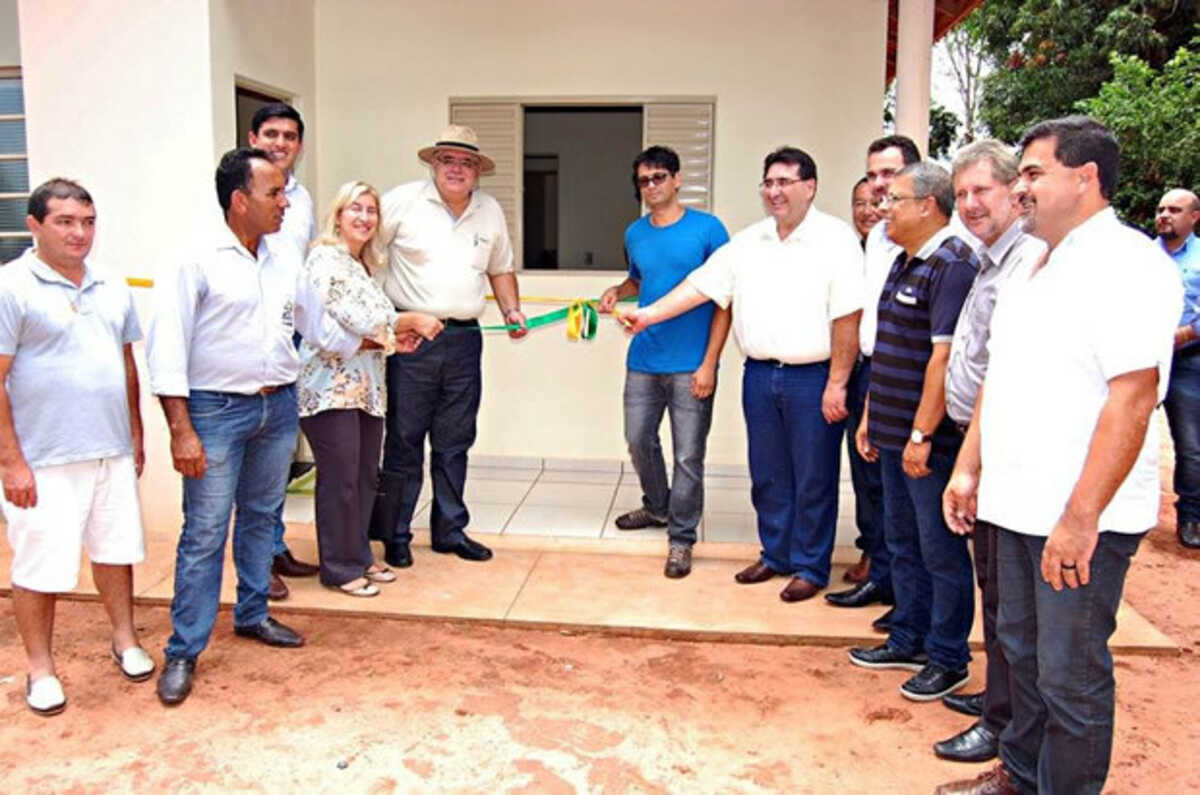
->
[300,409,383,586]
[973,521,1012,735]
[381,326,482,546]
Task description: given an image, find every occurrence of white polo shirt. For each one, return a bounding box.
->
[687,207,863,364]
[378,180,514,319]
[0,249,141,468]
[977,208,1182,536]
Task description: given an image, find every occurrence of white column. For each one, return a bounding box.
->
[895,0,935,156]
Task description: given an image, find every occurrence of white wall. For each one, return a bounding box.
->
[313,0,887,465]
[0,0,19,64]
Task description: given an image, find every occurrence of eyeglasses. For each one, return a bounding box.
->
[759,177,805,191]
[435,154,480,170]
[880,192,925,206]
[636,172,671,189]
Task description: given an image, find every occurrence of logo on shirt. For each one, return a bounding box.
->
[895,287,919,306]
[281,299,295,330]
[473,233,490,247]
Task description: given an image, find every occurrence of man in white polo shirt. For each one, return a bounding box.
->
[0,179,154,716]
[623,146,863,602]
[368,125,526,568]
[936,117,1182,795]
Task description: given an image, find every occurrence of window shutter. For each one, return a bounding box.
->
[643,102,715,211]
[449,101,523,268]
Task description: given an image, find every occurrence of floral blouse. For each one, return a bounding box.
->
[298,244,398,418]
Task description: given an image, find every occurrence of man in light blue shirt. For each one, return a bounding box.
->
[147,148,363,706]
[1156,188,1200,548]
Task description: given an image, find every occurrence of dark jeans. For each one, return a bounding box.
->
[996,526,1143,795]
[878,446,974,669]
[973,520,1011,736]
[301,409,383,587]
[381,326,482,547]
[845,357,889,591]
[742,359,843,587]
[1165,351,1200,524]
[165,387,297,661]
[623,370,715,547]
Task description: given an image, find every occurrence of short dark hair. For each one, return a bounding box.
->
[1018,115,1119,200]
[27,178,94,222]
[216,147,273,215]
[250,102,305,141]
[853,176,869,195]
[762,147,817,181]
[867,135,921,165]
[631,145,680,200]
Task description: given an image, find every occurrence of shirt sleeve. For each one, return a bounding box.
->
[929,251,977,343]
[485,208,515,275]
[707,217,731,257]
[146,260,201,396]
[828,225,866,320]
[120,286,143,344]
[305,247,396,348]
[0,281,23,356]
[292,264,362,361]
[686,243,736,309]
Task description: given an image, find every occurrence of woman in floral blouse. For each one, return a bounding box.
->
[299,181,442,597]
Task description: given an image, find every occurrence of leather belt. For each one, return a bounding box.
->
[751,357,829,368]
[258,384,289,395]
[443,318,479,328]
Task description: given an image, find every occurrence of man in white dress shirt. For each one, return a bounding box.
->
[623,146,863,603]
[147,148,364,706]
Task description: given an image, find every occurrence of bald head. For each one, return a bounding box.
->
[1156,188,1200,247]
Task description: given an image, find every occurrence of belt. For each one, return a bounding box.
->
[443,318,479,328]
[258,383,291,395]
[750,357,829,368]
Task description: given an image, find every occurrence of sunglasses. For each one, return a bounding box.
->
[636,172,672,189]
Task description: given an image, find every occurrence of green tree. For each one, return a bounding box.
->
[974,0,1196,142]
[1078,43,1200,231]
[928,103,962,160]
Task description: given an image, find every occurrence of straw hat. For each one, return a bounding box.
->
[417,124,496,175]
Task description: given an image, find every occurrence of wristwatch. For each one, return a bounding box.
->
[910,428,931,445]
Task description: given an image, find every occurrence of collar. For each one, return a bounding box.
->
[981,221,1026,268]
[284,173,299,195]
[1159,232,1196,258]
[1053,206,1116,257]
[912,224,955,261]
[421,179,477,218]
[23,248,101,289]
[756,207,817,243]
[216,223,268,262]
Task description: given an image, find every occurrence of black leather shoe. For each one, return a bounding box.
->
[825,580,894,608]
[934,721,999,763]
[1180,520,1200,549]
[431,535,493,562]
[273,550,319,578]
[901,662,969,701]
[872,606,894,633]
[848,644,928,671]
[157,657,195,706]
[384,542,413,568]
[233,617,304,648]
[944,690,985,717]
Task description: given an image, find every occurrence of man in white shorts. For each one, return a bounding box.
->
[0,178,154,716]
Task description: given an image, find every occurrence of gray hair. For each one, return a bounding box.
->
[897,161,954,218]
[952,139,1019,184]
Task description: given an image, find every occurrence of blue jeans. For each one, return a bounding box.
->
[996,526,1142,795]
[1165,351,1200,524]
[879,446,973,669]
[742,359,843,586]
[845,357,889,591]
[164,387,298,661]
[623,370,714,547]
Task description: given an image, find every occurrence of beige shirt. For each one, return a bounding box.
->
[377,180,514,319]
[687,208,863,364]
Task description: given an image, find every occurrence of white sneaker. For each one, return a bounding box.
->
[26,675,66,716]
[112,645,156,682]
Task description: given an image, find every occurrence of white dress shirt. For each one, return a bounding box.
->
[272,174,315,262]
[687,207,863,364]
[147,225,360,397]
[977,208,1183,536]
[378,180,514,319]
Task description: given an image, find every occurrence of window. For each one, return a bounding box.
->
[0,67,31,264]
[450,97,715,270]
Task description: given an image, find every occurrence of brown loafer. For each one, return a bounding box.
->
[934,764,1018,794]
[268,572,289,601]
[779,577,821,602]
[842,552,870,583]
[734,560,780,584]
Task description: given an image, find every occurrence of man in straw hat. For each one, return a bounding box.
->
[369,125,525,568]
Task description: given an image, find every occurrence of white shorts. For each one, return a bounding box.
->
[3,454,145,593]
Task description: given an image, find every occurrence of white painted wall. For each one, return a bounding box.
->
[0,0,19,64]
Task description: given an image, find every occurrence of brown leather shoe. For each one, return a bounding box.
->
[934,764,1018,795]
[273,550,319,578]
[779,577,821,602]
[734,560,780,584]
[842,552,870,583]
[268,573,289,601]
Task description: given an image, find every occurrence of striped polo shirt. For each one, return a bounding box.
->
[868,226,978,453]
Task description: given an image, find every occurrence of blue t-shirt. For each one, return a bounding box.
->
[625,208,729,373]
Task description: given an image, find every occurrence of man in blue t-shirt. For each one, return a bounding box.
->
[598,146,730,579]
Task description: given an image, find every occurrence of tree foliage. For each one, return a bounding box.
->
[974,0,1196,142]
[1078,42,1200,231]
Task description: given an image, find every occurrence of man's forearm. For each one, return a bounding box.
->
[612,277,640,301]
[912,344,950,434]
[0,386,25,469]
[124,346,143,440]
[700,306,732,368]
[828,311,861,387]
[489,272,521,315]
[645,282,710,325]
[954,382,985,476]
[158,396,194,438]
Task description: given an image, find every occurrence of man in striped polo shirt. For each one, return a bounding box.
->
[848,162,978,702]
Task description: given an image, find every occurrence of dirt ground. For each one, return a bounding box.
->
[1,516,1198,793]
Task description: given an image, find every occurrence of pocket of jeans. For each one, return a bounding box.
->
[188,392,233,419]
